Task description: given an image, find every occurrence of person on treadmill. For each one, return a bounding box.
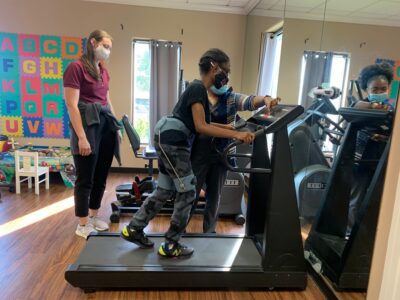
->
[348,63,394,231]
[120,56,255,258]
[189,48,280,233]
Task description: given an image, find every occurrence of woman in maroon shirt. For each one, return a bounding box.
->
[63,30,121,239]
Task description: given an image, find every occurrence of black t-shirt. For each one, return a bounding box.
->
[173,80,210,133]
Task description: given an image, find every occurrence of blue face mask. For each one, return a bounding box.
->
[210,84,230,95]
[368,92,388,103]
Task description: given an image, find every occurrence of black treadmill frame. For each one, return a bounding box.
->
[305,107,393,290]
[65,105,307,292]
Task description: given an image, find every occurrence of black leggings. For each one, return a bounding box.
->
[191,159,227,233]
[189,134,227,233]
[73,115,116,217]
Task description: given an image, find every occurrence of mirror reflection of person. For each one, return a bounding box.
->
[189,48,280,233]
[348,63,394,232]
[63,30,121,239]
[354,63,394,110]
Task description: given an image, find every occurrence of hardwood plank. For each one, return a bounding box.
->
[0,173,364,299]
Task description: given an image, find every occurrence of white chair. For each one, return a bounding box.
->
[15,150,49,195]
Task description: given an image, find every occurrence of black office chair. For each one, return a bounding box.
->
[121,114,158,176]
[110,116,158,223]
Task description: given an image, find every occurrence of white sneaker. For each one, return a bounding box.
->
[89,216,109,231]
[76,223,97,239]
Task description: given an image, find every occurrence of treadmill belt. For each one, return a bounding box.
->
[76,235,261,270]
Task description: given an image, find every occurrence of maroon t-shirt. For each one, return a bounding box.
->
[63,60,110,106]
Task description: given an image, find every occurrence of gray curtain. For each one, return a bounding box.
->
[300,51,333,109]
[149,40,181,145]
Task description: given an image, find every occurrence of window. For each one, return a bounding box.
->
[329,54,351,108]
[298,51,350,109]
[257,30,283,97]
[132,40,181,145]
[133,41,151,144]
[298,51,351,153]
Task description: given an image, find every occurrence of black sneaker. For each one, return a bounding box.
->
[158,241,194,258]
[121,225,154,248]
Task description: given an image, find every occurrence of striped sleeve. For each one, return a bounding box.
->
[232,92,257,111]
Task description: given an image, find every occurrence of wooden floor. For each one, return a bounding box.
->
[0,173,366,300]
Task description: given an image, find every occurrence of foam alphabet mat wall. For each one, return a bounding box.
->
[0,32,86,138]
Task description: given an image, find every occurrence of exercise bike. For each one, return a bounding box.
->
[288,86,345,220]
[198,118,250,226]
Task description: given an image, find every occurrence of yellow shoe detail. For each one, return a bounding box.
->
[158,246,167,256]
[122,226,129,237]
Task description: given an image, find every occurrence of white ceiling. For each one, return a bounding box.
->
[85,0,260,14]
[86,0,400,27]
[252,0,400,27]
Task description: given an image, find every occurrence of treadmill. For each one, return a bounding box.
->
[305,107,393,290]
[65,104,307,292]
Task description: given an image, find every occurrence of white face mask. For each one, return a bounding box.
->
[94,45,110,61]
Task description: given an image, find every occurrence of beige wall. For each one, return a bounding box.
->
[0,0,247,167]
[243,17,400,104]
[368,103,400,299]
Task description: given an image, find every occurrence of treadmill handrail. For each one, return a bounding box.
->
[222,128,271,174]
[308,110,345,134]
[227,153,253,159]
[222,105,304,173]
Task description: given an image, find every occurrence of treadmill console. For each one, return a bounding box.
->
[248,104,304,127]
[339,107,393,126]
